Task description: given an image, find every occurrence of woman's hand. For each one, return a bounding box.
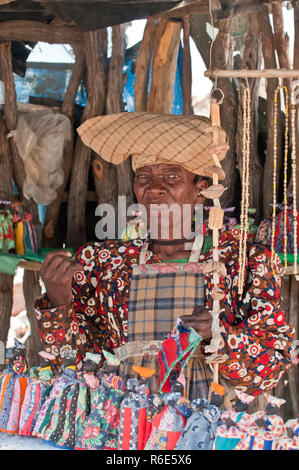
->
[40,250,84,307]
[180,306,212,342]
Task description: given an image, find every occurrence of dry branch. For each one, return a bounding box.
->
[147,19,182,113]
[134,18,157,112]
[0,20,83,44]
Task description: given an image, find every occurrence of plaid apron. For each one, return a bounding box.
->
[115,235,214,399]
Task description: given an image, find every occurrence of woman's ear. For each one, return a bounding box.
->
[194,178,209,204]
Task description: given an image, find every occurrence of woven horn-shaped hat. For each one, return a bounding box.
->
[77,112,228,176]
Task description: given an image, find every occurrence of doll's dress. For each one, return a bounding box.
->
[74,373,125,450]
[175,398,222,450]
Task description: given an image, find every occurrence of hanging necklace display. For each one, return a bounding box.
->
[271,82,298,279]
[202,87,229,393]
[290,82,298,277]
[238,82,251,296]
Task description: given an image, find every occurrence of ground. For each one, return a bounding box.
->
[0,431,63,450]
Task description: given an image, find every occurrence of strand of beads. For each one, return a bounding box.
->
[291,83,298,275]
[271,86,280,268]
[282,86,289,268]
[238,84,251,296]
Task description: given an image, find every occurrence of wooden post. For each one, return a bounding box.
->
[0,20,83,45]
[67,30,107,249]
[43,46,86,246]
[272,2,291,93]
[106,24,135,234]
[134,18,158,112]
[23,271,41,367]
[0,42,41,365]
[210,18,239,211]
[147,19,182,113]
[288,275,299,418]
[236,14,263,224]
[289,1,299,207]
[258,4,283,220]
[0,117,14,348]
[182,16,193,115]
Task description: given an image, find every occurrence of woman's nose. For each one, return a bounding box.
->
[147,178,167,195]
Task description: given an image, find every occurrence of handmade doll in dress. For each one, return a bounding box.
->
[18,351,55,436]
[213,389,256,450]
[74,350,126,451]
[118,367,154,451]
[236,394,286,450]
[144,381,191,451]
[175,397,222,450]
[74,352,102,447]
[53,352,103,450]
[38,350,80,449]
[275,419,299,450]
[0,340,29,434]
[32,350,77,441]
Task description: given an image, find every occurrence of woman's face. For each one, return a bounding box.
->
[134,163,206,238]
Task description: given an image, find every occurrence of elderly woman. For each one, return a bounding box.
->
[35,112,294,403]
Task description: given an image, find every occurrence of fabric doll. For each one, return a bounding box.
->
[213,390,255,450]
[236,394,286,450]
[175,398,222,450]
[275,419,299,450]
[74,351,103,443]
[19,351,55,436]
[144,383,191,451]
[118,378,152,450]
[75,351,126,450]
[0,340,28,434]
[32,350,77,442]
[38,350,80,449]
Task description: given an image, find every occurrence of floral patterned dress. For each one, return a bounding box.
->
[34,229,295,399]
[75,373,125,450]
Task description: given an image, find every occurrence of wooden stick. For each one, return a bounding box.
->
[205,68,299,78]
[67,30,107,249]
[134,18,157,112]
[0,20,83,44]
[182,16,192,115]
[43,47,85,244]
[147,19,182,113]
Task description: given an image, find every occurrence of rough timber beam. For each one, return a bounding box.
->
[0,20,84,44]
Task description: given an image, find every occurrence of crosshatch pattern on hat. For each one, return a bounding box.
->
[77,112,228,176]
[127,267,205,343]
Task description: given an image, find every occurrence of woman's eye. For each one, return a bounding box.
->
[165,174,179,180]
[136,174,150,183]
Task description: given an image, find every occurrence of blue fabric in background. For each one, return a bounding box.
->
[15,41,184,114]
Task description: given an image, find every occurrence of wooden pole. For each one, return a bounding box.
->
[258,5,283,220]
[67,30,107,249]
[210,18,239,211]
[272,2,292,93]
[43,46,86,246]
[0,117,14,348]
[288,275,299,417]
[0,20,83,45]
[182,16,193,115]
[0,42,42,366]
[134,18,158,112]
[236,14,263,224]
[147,19,182,113]
[106,24,135,234]
[204,68,299,78]
[23,271,41,367]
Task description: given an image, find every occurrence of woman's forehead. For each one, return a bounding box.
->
[135,163,193,175]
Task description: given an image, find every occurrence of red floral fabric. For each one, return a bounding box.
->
[35,230,295,396]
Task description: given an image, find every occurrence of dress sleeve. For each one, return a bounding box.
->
[34,243,107,367]
[207,241,295,396]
